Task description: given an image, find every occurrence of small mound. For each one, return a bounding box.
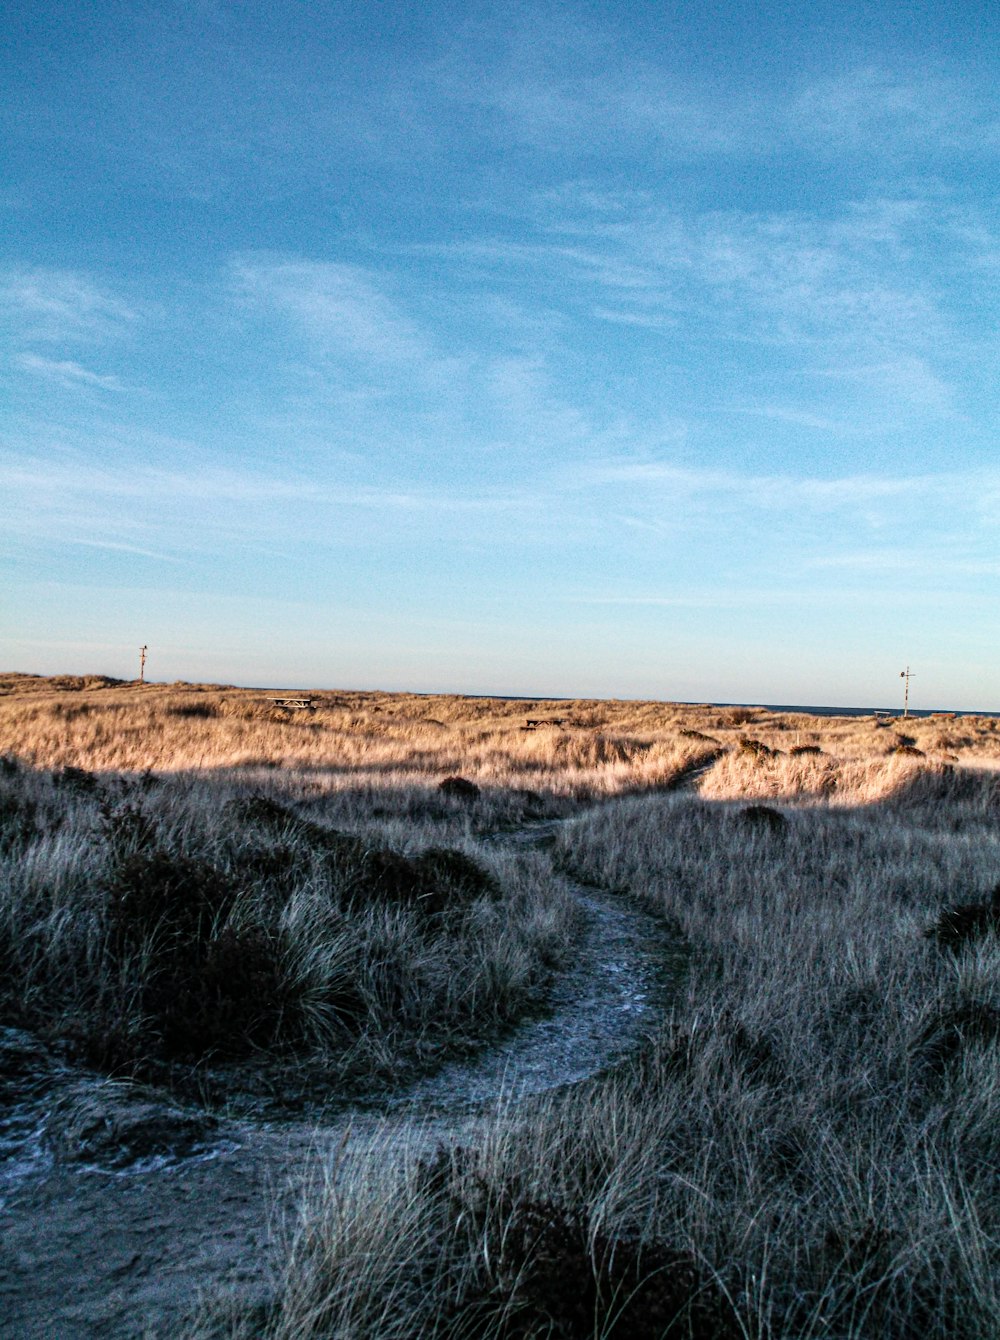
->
[738,805,788,834]
[439,776,480,800]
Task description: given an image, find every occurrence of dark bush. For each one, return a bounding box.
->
[0,792,38,854]
[106,849,238,949]
[151,925,293,1058]
[790,744,823,756]
[225,797,365,866]
[53,765,100,796]
[439,775,481,800]
[925,884,1000,950]
[738,804,788,834]
[225,794,301,833]
[343,844,499,920]
[228,841,305,892]
[100,799,160,860]
[892,743,925,758]
[489,1197,736,1339]
[680,729,719,744]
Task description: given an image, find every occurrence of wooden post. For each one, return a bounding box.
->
[899,666,913,717]
[139,645,147,685]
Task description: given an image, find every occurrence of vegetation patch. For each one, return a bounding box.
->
[439,775,481,799]
[737,803,788,834]
[737,736,778,760]
[925,883,1000,949]
[0,766,575,1103]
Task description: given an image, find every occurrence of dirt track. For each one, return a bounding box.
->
[0,836,681,1339]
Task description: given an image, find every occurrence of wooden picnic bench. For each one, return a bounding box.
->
[522,717,566,730]
[268,696,316,711]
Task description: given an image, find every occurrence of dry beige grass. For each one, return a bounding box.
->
[2,676,996,803]
[6,675,1000,1337]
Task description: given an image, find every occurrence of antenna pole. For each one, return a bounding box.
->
[139,645,148,685]
[899,666,913,717]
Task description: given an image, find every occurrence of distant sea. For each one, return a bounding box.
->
[694,702,1000,720]
[473,694,999,719]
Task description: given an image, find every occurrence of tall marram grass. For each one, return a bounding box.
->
[197,763,1000,1338]
[5,677,1000,1335]
[4,679,995,802]
[0,761,580,1102]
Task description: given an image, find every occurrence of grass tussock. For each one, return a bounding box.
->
[0,762,580,1102]
[184,705,1000,1340]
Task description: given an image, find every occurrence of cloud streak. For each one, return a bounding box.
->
[1,267,138,343]
[15,354,126,392]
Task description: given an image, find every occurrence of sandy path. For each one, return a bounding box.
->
[0,840,680,1339]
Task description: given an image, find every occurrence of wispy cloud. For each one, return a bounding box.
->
[0,267,138,342]
[15,353,126,392]
[231,256,428,365]
[575,458,1000,517]
[0,454,538,517]
[790,67,1000,154]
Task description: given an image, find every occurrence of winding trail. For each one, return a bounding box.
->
[0,819,683,1339]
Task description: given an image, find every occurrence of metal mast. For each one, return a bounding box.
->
[899,666,913,717]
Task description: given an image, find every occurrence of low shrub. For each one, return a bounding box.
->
[0,791,38,854]
[106,849,238,950]
[925,884,1000,949]
[53,765,100,796]
[425,1151,740,1340]
[737,804,788,834]
[439,775,481,800]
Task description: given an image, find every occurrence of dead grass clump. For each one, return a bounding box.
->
[723,707,758,726]
[737,736,778,760]
[680,728,719,744]
[891,743,925,758]
[439,776,480,800]
[790,744,823,756]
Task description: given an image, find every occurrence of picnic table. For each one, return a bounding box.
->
[267,696,316,711]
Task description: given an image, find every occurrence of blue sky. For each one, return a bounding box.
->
[2,0,998,707]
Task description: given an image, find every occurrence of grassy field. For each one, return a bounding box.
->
[3,675,1000,1335]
